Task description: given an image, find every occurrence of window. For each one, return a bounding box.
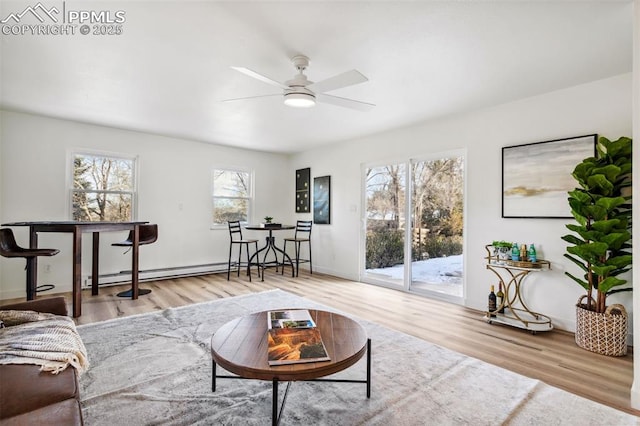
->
[71,152,136,222]
[212,168,253,226]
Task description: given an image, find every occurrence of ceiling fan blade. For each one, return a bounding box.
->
[316,93,375,111]
[307,69,368,94]
[221,93,282,102]
[230,67,289,90]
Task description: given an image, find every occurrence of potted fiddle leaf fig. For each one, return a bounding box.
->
[561,135,632,356]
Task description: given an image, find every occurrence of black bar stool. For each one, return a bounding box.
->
[283,220,312,277]
[112,224,158,297]
[227,221,259,281]
[0,228,59,300]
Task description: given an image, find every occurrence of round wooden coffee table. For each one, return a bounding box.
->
[211,309,370,425]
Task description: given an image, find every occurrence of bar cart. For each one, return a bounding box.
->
[484,244,553,334]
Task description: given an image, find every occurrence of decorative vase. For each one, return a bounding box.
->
[497,247,510,264]
[575,296,628,357]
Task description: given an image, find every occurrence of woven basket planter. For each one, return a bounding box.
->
[575,296,628,357]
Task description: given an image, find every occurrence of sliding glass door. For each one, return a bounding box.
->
[363,152,465,302]
[363,163,407,289]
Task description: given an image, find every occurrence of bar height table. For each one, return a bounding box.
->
[1,221,148,318]
[245,225,295,281]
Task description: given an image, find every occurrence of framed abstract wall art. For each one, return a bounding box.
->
[313,175,331,224]
[502,134,597,218]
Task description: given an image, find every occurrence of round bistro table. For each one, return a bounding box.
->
[211,309,371,425]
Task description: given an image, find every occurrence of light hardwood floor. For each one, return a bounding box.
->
[7,270,638,416]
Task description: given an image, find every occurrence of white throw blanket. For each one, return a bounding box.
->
[0,310,89,375]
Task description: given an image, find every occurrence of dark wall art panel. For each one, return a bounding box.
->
[313,175,331,224]
[295,168,310,213]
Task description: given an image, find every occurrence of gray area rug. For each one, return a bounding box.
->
[77,289,637,425]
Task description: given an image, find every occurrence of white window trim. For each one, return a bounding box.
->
[67,148,139,221]
[211,166,255,229]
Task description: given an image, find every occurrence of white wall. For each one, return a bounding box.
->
[0,110,290,299]
[290,73,633,333]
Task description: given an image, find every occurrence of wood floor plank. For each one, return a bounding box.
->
[3,270,637,416]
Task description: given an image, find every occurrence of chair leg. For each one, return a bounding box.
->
[295,242,301,277]
[236,244,242,277]
[244,243,252,282]
[308,241,312,274]
[227,244,233,281]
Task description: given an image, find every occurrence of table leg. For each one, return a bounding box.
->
[92,232,99,296]
[72,227,82,318]
[249,235,271,282]
[212,360,217,392]
[272,242,294,277]
[132,225,139,299]
[272,379,278,426]
[366,338,371,398]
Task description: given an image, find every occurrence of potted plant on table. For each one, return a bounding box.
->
[561,136,632,356]
[491,240,513,264]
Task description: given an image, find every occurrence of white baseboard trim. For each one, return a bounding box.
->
[83,262,229,288]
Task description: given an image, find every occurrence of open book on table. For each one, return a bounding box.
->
[266,310,330,366]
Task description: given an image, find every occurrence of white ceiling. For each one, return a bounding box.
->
[0,1,634,153]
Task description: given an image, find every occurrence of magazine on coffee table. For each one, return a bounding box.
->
[266,310,330,365]
[267,309,316,330]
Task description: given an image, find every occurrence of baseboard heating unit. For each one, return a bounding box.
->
[82,262,228,288]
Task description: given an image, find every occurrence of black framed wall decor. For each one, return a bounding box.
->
[502,134,597,218]
[295,168,310,213]
[313,175,331,224]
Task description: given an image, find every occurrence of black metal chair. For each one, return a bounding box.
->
[0,228,59,300]
[112,224,158,297]
[283,220,312,277]
[227,221,259,281]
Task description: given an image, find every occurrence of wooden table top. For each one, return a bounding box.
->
[211,309,368,382]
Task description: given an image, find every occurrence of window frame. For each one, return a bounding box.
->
[211,166,254,229]
[67,149,138,222]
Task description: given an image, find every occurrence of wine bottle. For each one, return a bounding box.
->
[488,285,497,317]
[496,283,505,314]
[520,244,527,261]
[528,243,537,262]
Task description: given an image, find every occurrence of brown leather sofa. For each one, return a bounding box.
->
[0,297,84,425]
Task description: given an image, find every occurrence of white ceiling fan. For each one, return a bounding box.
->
[224,55,375,111]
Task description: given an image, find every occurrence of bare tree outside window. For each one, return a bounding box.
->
[212,169,253,225]
[72,154,135,222]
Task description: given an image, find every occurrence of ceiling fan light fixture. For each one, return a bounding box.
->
[284,92,316,108]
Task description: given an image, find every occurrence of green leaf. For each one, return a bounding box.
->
[564,271,590,291]
[595,196,626,213]
[567,189,591,204]
[606,254,633,269]
[586,174,614,195]
[598,276,627,294]
[592,164,622,182]
[591,219,622,234]
[561,234,584,246]
[567,242,608,263]
[600,231,631,250]
[563,253,588,272]
[582,204,608,221]
[591,264,617,277]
